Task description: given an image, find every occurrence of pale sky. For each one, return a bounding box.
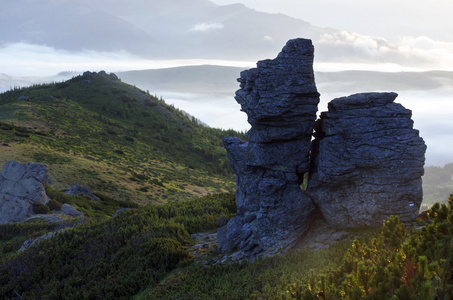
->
[2,0,452,76]
[210,0,453,42]
[211,0,453,42]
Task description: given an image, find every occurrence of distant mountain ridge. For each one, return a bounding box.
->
[0,0,319,60]
[117,66,453,94]
[1,0,419,66]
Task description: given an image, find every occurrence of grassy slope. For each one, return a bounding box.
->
[0,71,246,204]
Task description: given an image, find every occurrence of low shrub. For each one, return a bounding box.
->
[32,203,50,214]
[47,200,62,211]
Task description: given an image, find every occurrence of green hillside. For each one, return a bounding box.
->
[0,71,246,203]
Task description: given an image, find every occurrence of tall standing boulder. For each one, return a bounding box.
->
[0,161,52,224]
[308,92,426,227]
[217,38,320,259]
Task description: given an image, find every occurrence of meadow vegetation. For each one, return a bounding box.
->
[0,191,236,299]
[0,72,246,203]
[2,191,452,299]
[141,195,453,299]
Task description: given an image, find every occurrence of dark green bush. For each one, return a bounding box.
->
[106,129,117,135]
[47,200,62,211]
[14,132,30,138]
[32,202,50,214]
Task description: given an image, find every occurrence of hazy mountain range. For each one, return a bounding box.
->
[0,0,324,60]
[2,0,450,69]
[117,67,453,94]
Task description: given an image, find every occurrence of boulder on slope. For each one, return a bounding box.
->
[0,161,51,224]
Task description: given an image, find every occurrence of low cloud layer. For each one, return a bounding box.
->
[2,31,453,79]
[0,43,254,78]
[317,32,453,70]
[159,88,453,167]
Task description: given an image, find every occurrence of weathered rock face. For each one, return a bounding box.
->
[0,161,51,224]
[217,38,320,259]
[308,92,426,227]
[219,39,427,260]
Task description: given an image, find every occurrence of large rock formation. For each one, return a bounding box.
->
[218,39,426,260]
[308,92,426,227]
[217,38,319,259]
[0,161,52,224]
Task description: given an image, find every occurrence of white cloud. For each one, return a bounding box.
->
[318,31,393,56]
[190,22,224,32]
[317,32,453,70]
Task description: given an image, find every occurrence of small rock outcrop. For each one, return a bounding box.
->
[308,92,426,227]
[217,38,320,259]
[64,184,100,201]
[59,203,84,218]
[0,161,51,224]
[17,231,62,253]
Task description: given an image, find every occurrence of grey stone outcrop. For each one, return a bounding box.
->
[0,161,51,224]
[59,204,84,218]
[217,38,319,259]
[112,208,129,217]
[64,184,100,201]
[0,161,87,224]
[308,92,426,227]
[218,39,426,260]
[17,231,63,253]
